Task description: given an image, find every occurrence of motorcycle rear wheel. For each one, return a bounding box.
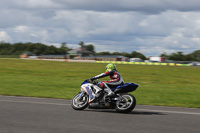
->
[115,93,136,113]
[71,92,89,110]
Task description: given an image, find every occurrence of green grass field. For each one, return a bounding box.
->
[0,58,199,108]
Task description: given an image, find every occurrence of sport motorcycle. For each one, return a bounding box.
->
[71,79,138,113]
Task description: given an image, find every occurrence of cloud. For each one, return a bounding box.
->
[0,0,200,56]
[0,0,61,9]
[3,0,200,13]
[0,31,12,42]
[54,0,200,13]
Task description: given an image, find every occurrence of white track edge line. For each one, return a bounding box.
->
[1,99,200,115]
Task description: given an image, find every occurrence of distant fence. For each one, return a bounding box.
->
[19,58,190,66]
[96,61,190,66]
[66,59,95,63]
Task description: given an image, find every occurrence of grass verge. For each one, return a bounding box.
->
[0,58,199,108]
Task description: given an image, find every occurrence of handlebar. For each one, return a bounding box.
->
[86,79,99,85]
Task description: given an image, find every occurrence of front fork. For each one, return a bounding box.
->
[77,91,87,101]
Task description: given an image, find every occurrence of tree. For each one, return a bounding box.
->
[78,41,95,53]
[61,42,67,48]
[160,50,200,61]
[131,51,147,60]
[191,50,200,61]
[60,42,68,54]
[185,54,194,61]
[85,44,95,53]
[160,52,169,59]
[11,42,26,55]
[112,52,121,55]
[79,41,85,49]
[96,51,111,55]
[168,51,185,61]
[121,52,132,58]
[0,42,11,54]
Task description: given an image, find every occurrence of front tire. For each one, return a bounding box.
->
[115,94,136,113]
[71,92,89,110]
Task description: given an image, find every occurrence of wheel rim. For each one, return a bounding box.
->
[73,93,88,108]
[116,95,133,110]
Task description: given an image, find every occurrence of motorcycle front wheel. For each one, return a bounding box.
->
[71,92,89,110]
[115,93,136,113]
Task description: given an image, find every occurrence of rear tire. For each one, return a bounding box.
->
[71,92,89,110]
[115,94,136,113]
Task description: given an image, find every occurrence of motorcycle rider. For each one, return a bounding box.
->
[89,63,125,97]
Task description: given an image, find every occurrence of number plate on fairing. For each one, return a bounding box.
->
[81,83,95,102]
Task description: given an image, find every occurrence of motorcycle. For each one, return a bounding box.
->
[71,79,138,113]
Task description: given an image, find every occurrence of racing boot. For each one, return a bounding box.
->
[107,90,115,97]
[95,90,102,98]
[94,85,102,98]
[104,84,115,97]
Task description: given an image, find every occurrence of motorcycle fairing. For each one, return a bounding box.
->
[114,83,138,93]
[81,83,95,103]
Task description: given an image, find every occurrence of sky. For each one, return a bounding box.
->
[0,0,200,56]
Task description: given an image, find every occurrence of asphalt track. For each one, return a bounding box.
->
[0,96,199,133]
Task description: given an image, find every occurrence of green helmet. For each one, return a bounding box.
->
[105,63,116,72]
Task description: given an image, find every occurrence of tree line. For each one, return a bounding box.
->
[0,41,199,61]
[0,42,69,55]
[78,41,147,60]
[160,51,200,61]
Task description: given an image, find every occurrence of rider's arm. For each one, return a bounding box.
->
[91,70,114,80]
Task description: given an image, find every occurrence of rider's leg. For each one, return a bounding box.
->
[94,82,104,98]
[102,83,114,97]
[94,86,102,96]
